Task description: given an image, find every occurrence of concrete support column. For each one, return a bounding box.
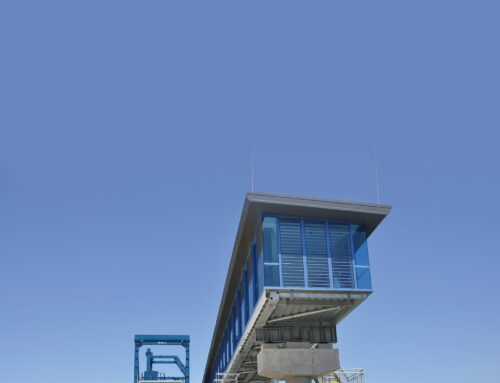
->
[286,377,314,383]
[257,343,340,383]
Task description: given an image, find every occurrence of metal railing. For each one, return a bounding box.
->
[319,369,364,383]
[139,381,184,383]
[214,368,364,383]
[214,372,241,383]
[139,371,187,383]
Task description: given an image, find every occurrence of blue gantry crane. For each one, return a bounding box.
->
[134,335,190,383]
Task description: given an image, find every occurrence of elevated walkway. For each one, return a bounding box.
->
[203,193,390,383]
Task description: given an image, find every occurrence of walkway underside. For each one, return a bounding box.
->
[223,289,370,383]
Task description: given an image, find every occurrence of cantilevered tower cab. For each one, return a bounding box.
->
[203,193,391,383]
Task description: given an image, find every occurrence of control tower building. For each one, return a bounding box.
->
[203,192,391,383]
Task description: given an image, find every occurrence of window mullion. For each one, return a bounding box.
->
[325,220,334,288]
[349,222,357,289]
[277,218,283,288]
[300,219,309,288]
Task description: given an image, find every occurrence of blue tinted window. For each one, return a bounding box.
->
[252,243,260,304]
[242,268,249,325]
[233,302,239,341]
[352,224,369,266]
[264,264,280,286]
[226,327,230,363]
[262,217,279,263]
[279,219,305,287]
[329,222,355,289]
[355,267,372,289]
[256,236,264,296]
[262,217,280,287]
[228,317,233,354]
[225,334,228,365]
[239,281,246,331]
[247,256,254,308]
[304,221,330,288]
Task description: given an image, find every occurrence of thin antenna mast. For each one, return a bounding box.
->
[251,138,255,192]
[374,143,381,204]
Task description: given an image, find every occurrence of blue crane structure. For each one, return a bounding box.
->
[134,335,190,383]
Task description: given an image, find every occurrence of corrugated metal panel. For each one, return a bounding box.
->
[256,326,337,343]
[279,219,305,287]
[329,223,355,288]
[304,221,330,288]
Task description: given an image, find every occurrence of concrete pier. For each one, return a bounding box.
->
[257,343,340,383]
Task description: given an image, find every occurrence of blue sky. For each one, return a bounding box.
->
[1,1,499,382]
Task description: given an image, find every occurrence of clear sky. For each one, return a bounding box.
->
[1,1,499,382]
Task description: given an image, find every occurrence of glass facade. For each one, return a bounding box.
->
[262,215,371,290]
[209,214,372,383]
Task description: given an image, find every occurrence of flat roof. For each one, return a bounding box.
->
[203,192,391,383]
